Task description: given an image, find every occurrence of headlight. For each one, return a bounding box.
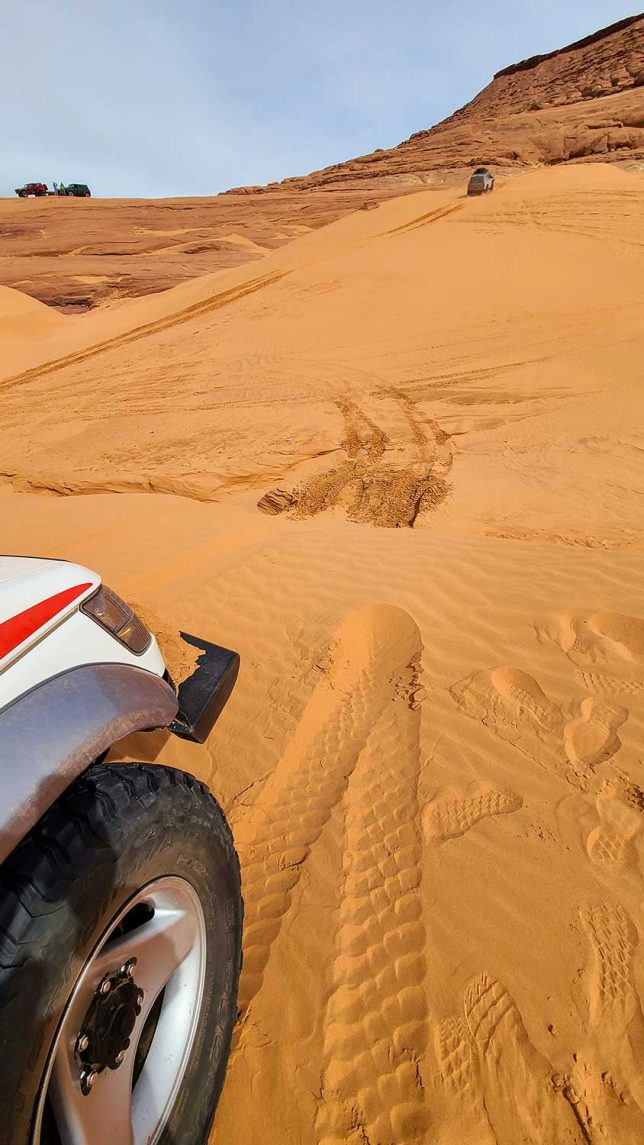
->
[81,585,152,654]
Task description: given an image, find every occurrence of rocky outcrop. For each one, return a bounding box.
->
[236,13,644,192]
[0,188,400,311]
[493,13,643,82]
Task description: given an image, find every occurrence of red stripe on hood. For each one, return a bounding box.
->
[0,582,93,660]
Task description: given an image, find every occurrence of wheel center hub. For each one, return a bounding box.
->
[77,959,144,1090]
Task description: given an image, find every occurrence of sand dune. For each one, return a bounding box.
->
[0,284,66,370]
[2,160,644,1143]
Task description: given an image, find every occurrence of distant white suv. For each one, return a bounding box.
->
[467,167,495,195]
[0,556,242,1144]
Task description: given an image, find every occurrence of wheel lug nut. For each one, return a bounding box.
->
[98,976,112,996]
[76,1033,90,1054]
[115,1050,126,1065]
[123,958,137,979]
[80,1068,98,1095]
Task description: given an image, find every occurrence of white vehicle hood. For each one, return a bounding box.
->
[0,556,54,586]
[0,557,100,673]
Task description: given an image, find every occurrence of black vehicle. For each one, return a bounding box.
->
[64,183,92,197]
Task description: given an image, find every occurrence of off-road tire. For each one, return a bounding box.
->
[0,762,243,1144]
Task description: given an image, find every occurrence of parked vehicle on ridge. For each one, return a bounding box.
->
[63,183,92,197]
[15,182,48,198]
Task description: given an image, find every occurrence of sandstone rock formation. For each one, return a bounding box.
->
[0,189,399,311]
[255,13,644,191]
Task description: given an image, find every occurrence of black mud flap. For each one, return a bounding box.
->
[170,633,240,743]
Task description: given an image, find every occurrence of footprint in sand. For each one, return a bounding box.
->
[434,1016,495,1143]
[451,666,568,779]
[578,901,644,1117]
[579,901,641,1036]
[575,668,644,699]
[423,783,522,844]
[452,666,561,736]
[488,667,562,732]
[234,602,423,1012]
[453,666,627,787]
[626,782,644,812]
[463,974,585,1143]
[435,1016,476,1098]
[556,609,644,686]
[563,696,627,771]
[586,780,642,873]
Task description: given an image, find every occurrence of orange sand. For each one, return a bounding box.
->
[2,162,644,1144]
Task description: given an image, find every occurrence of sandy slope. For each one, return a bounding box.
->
[2,163,644,1144]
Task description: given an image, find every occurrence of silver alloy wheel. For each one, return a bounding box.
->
[32,876,207,1144]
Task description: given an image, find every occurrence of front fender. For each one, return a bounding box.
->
[0,664,178,864]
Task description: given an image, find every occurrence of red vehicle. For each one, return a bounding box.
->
[15,182,48,198]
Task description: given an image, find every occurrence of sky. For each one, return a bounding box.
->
[0,1,637,198]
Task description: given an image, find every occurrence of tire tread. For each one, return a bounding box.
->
[0,762,242,1144]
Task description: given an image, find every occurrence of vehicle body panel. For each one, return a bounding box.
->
[0,558,100,675]
[0,556,238,860]
[0,556,55,588]
[0,609,166,708]
[0,663,178,863]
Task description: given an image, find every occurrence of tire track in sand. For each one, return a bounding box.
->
[258,391,452,527]
[1,269,288,392]
[384,202,464,237]
[317,611,427,1145]
[234,603,422,1012]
